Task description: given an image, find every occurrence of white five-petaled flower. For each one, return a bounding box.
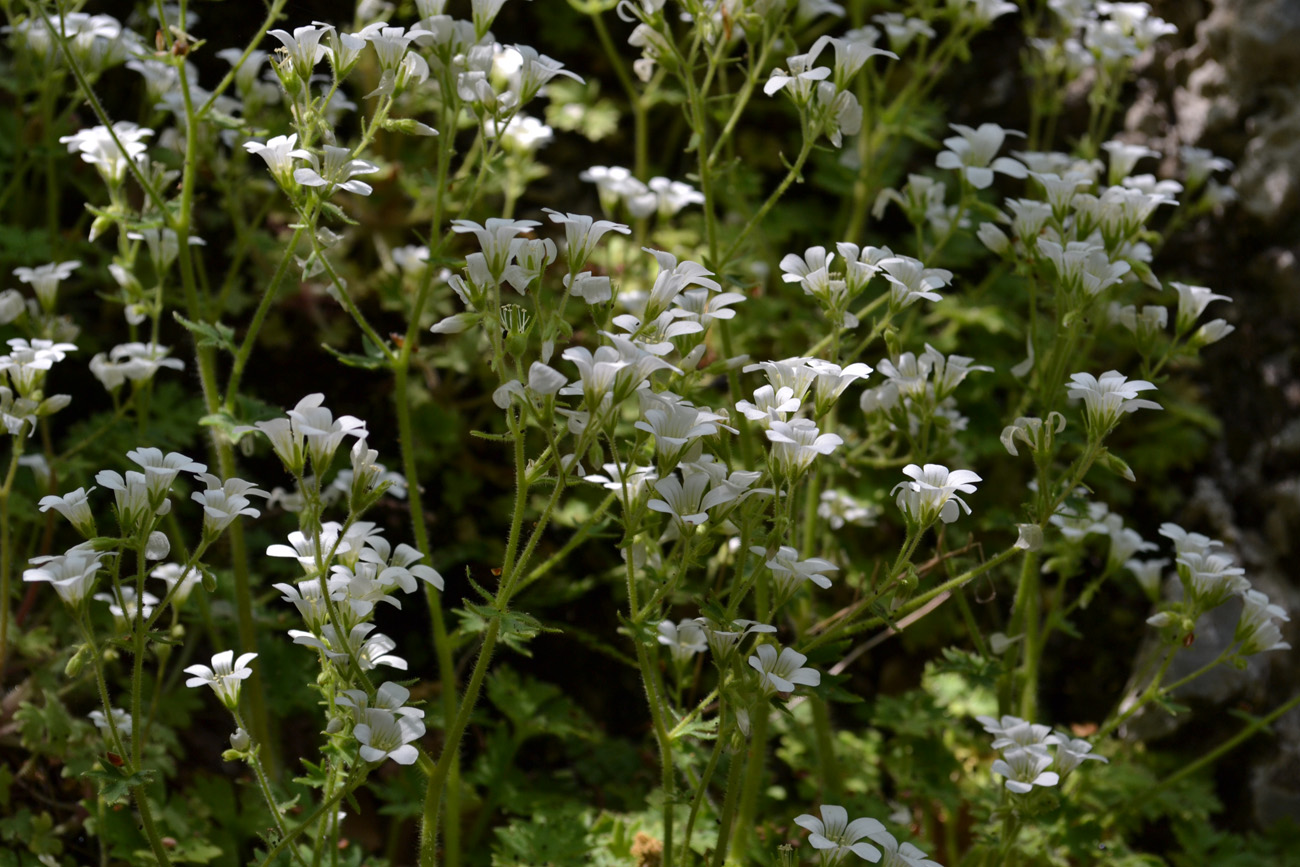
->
[451,217,541,281]
[766,418,843,479]
[1053,733,1108,776]
[935,123,1027,190]
[1235,589,1291,656]
[89,343,185,392]
[510,44,584,103]
[13,260,79,309]
[184,650,258,709]
[542,208,631,272]
[267,25,331,79]
[291,145,381,197]
[191,473,267,536]
[38,486,97,537]
[867,827,942,867]
[992,745,1060,794]
[59,123,152,185]
[764,44,832,102]
[1065,370,1160,435]
[748,643,821,695]
[23,542,104,607]
[694,617,776,659]
[751,545,838,599]
[893,463,981,526]
[1170,281,1231,334]
[355,707,425,765]
[877,256,952,310]
[657,618,709,662]
[243,133,299,185]
[735,385,802,427]
[792,804,884,863]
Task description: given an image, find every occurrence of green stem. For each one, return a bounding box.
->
[419,620,500,867]
[1014,553,1040,720]
[224,223,307,408]
[729,706,769,866]
[717,138,815,270]
[259,772,369,867]
[1140,691,1300,799]
[0,429,27,675]
[709,725,747,867]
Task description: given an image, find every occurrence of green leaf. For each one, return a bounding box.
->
[454,601,554,657]
[174,312,237,354]
[321,339,390,371]
[85,762,156,805]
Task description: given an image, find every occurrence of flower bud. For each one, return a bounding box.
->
[230,728,251,751]
[325,717,344,734]
[65,643,91,678]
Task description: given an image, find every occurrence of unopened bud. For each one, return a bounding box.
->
[65,643,91,678]
[230,728,251,751]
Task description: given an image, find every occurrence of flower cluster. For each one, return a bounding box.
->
[978,714,1105,794]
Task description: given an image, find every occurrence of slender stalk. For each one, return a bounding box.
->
[0,429,28,675]
[718,138,815,269]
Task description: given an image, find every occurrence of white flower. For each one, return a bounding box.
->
[1065,370,1160,435]
[451,218,541,281]
[752,545,837,598]
[0,338,78,395]
[1158,523,1223,559]
[992,746,1060,793]
[355,708,425,764]
[191,482,263,536]
[763,46,832,102]
[89,708,133,740]
[694,617,776,659]
[1177,550,1249,610]
[935,123,1027,190]
[1101,139,1159,184]
[977,714,1060,752]
[877,256,952,309]
[152,562,201,606]
[509,44,583,104]
[287,394,368,472]
[893,464,981,525]
[635,392,733,468]
[736,385,802,427]
[818,490,877,530]
[1125,558,1167,599]
[866,827,942,867]
[89,342,185,392]
[658,618,708,662]
[1235,589,1291,655]
[563,271,612,304]
[59,123,152,185]
[243,133,299,185]
[744,357,820,404]
[647,176,705,217]
[93,586,159,625]
[128,447,206,500]
[267,25,330,79]
[1170,281,1231,334]
[23,543,104,606]
[184,650,258,709]
[95,468,168,533]
[487,114,552,152]
[792,804,883,862]
[642,248,720,321]
[13,261,79,309]
[1052,734,1108,776]
[1181,146,1233,190]
[291,145,381,197]
[749,643,821,695]
[543,210,630,273]
[38,486,97,537]
[765,418,843,478]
